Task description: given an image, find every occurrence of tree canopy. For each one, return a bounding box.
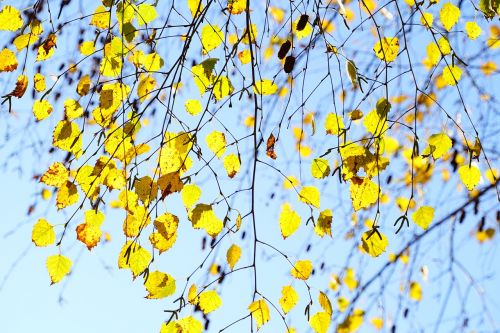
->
[0,0,499,332]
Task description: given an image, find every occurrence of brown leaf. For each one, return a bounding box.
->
[266,134,277,159]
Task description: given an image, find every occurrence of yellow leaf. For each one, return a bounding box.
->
[36,34,57,61]
[310,311,331,333]
[123,205,150,237]
[238,49,251,64]
[223,153,241,178]
[79,41,95,55]
[90,5,111,29]
[253,79,278,95]
[40,162,69,188]
[134,176,158,205]
[0,6,23,31]
[150,229,177,254]
[337,309,364,333]
[438,37,451,55]
[343,268,358,290]
[64,99,83,120]
[422,132,452,159]
[318,291,333,315]
[442,65,462,85]
[187,0,204,17]
[53,120,83,158]
[226,244,241,270]
[420,12,434,28]
[364,98,390,136]
[213,76,234,100]
[411,206,435,230]
[181,184,201,209]
[160,316,203,333]
[206,131,226,157]
[13,33,39,51]
[298,186,320,208]
[291,259,313,280]
[279,203,301,239]
[56,181,79,209]
[279,285,299,314]
[465,21,482,40]
[6,74,28,98]
[409,281,422,301]
[361,230,389,257]
[198,290,222,314]
[228,0,246,14]
[46,254,72,284]
[137,75,156,102]
[76,210,104,250]
[188,204,223,237]
[77,75,91,96]
[32,218,56,247]
[476,228,495,243]
[349,177,379,211]
[373,37,399,62]
[0,48,18,72]
[185,99,202,115]
[33,99,53,121]
[191,58,218,95]
[371,317,384,330]
[248,299,270,330]
[137,4,157,26]
[440,2,460,31]
[118,241,152,278]
[314,209,332,237]
[311,158,330,179]
[458,165,480,190]
[337,296,350,312]
[201,24,223,54]
[144,271,176,299]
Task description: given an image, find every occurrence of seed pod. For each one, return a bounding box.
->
[278,40,291,59]
[284,55,295,73]
[296,14,309,31]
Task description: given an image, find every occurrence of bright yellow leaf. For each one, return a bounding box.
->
[32,218,56,247]
[440,3,460,31]
[291,259,313,280]
[298,186,320,208]
[188,204,223,237]
[253,79,278,95]
[310,311,331,333]
[0,48,18,72]
[118,241,152,278]
[373,37,399,62]
[411,206,435,230]
[409,281,422,301]
[198,290,222,314]
[46,254,72,284]
[279,203,301,239]
[465,21,482,40]
[361,230,388,257]
[314,209,332,238]
[458,165,480,190]
[0,6,23,31]
[185,99,202,115]
[422,132,452,159]
[206,131,226,157]
[279,285,299,314]
[144,271,176,299]
[349,177,379,211]
[226,244,241,270]
[223,153,241,178]
[248,299,270,330]
[201,24,223,54]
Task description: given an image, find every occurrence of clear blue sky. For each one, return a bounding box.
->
[0,1,499,333]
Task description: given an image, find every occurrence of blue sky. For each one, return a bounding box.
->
[0,1,500,333]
